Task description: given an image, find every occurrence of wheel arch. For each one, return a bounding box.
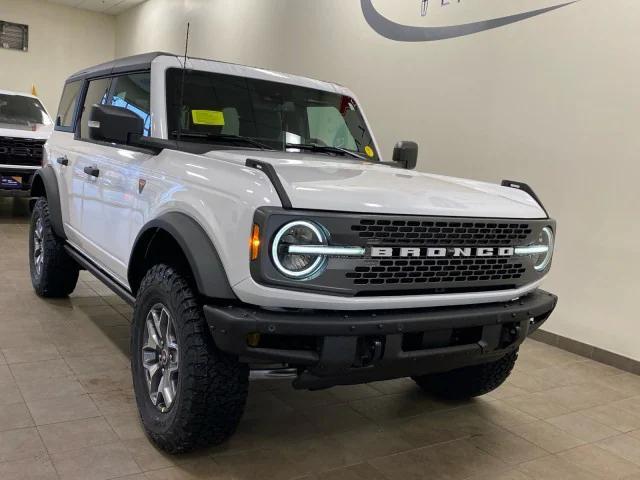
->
[30,166,66,239]
[128,212,236,300]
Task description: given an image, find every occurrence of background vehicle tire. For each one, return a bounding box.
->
[131,264,249,453]
[412,349,518,400]
[29,197,79,297]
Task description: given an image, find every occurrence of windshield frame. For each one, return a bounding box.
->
[0,93,52,127]
[153,58,383,161]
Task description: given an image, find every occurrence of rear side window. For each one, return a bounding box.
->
[79,78,111,140]
[55,81,82,130]
[109,72,151,136]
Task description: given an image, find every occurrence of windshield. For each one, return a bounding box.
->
[166,68,378,160]
[0,94,52,127]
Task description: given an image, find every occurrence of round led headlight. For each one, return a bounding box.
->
[271,220,328,279]
[533,226,555,271]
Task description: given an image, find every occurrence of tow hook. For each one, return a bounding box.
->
[500,323,522,348]
[355,336,384,367]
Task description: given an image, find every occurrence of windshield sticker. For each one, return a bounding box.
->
[192,110,225,126]
[364,146,375,158]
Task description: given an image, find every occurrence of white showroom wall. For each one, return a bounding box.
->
[0,0,116,113]
[116,0,640,360]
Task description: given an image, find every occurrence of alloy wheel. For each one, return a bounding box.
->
[33,217,44,276]
[142,303,179,412]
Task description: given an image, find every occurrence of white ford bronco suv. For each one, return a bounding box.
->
[29,52,557,453]
[0,89,52,195]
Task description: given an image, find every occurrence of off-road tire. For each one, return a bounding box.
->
[412,349,518,400]
[29,197,79,297]
[131,264,249,453]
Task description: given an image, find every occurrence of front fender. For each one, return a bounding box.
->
[31,166,66,239]
[129,212,236,299]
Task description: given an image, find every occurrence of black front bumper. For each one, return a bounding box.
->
[204,289,557,389]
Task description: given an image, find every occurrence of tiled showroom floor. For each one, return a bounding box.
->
[2,198,640,480]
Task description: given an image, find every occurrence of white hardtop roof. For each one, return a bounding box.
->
[68,51,351,96]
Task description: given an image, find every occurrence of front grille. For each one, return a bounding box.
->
[344,218,540,295]
[0,137,45,166]
[352,219,532,246]
[346,257,526,287]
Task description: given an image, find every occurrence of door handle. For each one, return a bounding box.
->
[83,166,100,177]
[56,156,68,166]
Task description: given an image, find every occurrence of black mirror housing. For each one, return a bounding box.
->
[88,104,144,144]
[392,141,418,170]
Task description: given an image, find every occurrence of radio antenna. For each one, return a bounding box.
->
[177,22,190,142]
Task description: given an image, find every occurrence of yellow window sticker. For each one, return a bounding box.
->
[192,110,225,126]
[364,145,375,158]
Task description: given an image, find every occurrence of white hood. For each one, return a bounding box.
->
[205,150,547,219]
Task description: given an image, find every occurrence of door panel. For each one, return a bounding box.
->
[73,72,153,283]
[49,80,84,243]
[77,144,152,282]
[45,133,80,241]
[70,77,112,256]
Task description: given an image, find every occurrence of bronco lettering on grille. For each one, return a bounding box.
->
[370,246,515,258]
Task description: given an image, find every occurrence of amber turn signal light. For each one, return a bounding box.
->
[250,224,261,260]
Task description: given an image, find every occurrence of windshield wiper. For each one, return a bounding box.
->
[285,143,366,160]
[171,131,275,151]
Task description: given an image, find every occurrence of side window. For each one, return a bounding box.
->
[79,78,111,140]
[55,81,82,130]
[110,72,151,136]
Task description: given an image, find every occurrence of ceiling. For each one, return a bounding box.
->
[45,0,146,15]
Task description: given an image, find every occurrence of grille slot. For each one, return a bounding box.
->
[352,219,532,246]
[0,137,45,166]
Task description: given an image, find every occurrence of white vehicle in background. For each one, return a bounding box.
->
[28,52,557,453]
[0,90,52,195]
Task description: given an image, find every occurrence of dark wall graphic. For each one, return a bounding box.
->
[362,0,578,42]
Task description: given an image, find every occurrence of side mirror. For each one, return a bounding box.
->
[392,141,418,170]
[88,104,143,144]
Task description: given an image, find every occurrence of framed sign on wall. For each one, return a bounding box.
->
[0,20,29,52]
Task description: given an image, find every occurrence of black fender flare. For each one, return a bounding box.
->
[31,166,66,239]
[129,212,236,300]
